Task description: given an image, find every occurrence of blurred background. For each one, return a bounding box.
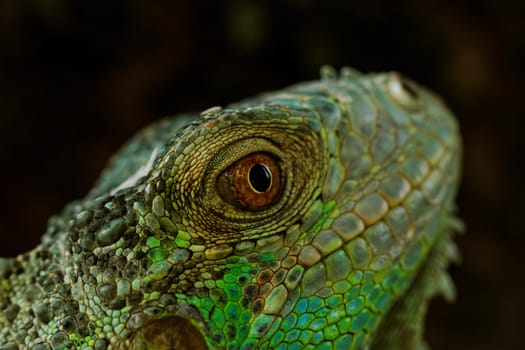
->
[0,0,523,348]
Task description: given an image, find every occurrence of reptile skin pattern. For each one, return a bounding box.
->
[0,67,462,350]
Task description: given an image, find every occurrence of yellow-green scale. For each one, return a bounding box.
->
[176,263,256,348]
[173,244,422,350]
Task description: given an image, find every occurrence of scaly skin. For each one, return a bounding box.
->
[0,67,461,350]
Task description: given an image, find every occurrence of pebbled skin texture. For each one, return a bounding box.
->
[0,67,461,350]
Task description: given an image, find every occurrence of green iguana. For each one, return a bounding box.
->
[0,67,462,349]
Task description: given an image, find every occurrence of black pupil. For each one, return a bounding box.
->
[249,164,272,192]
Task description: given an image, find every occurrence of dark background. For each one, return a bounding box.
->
[0,1,523,348]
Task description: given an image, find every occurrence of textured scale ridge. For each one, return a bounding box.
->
[0,67,462,350]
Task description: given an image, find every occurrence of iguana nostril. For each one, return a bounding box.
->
[130,316,208,350]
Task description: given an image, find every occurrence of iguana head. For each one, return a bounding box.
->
[0,69,461,350]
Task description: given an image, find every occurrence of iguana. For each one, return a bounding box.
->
[0,67,462,349]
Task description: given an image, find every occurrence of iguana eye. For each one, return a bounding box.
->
[217,153,282,210]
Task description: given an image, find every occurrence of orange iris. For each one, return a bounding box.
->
[217,153,282,210]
